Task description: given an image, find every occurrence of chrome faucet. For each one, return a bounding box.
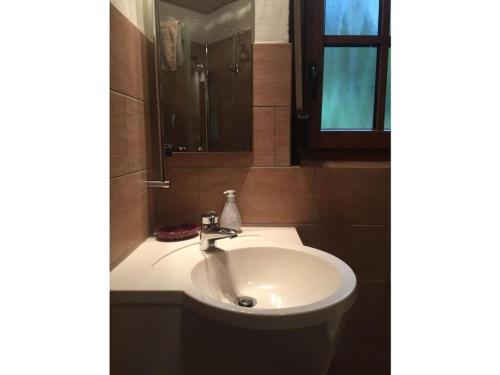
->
[200,211,238,251]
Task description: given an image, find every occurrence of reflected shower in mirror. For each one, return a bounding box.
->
[155,0,253,153]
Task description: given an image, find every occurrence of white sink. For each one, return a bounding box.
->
[187,244,356,329]
[111,227,357,374]
[111,228,356,329]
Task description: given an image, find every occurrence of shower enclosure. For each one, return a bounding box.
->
[155,13,253,153]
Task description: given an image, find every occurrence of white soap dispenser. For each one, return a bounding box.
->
[220,190,242,233]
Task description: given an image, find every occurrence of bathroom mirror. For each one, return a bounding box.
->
[154,0,253,153]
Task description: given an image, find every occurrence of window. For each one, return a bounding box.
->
[303,0,391,149]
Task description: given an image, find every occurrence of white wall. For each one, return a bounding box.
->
[111,0,154,41]
[254,0,289,43]
[158,0,252,44]
[110,0,290,44]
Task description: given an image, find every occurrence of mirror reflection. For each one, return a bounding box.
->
[156,0,253,152]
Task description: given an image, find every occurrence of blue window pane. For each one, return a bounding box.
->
[384,48,391,129]
[321,47,377,130]
[325,0,380,35]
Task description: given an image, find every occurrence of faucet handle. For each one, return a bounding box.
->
[201,211,218,226]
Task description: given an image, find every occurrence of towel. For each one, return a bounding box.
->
[160,20,180,71]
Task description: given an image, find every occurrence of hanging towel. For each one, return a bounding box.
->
[160,20,179,71]
[177,23,184,68]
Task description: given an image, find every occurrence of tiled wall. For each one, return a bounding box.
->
[155,164,389,227]
[297,222,390,375]
[110,4,156,267]
[154,42,390,375]
[253,44,292,167]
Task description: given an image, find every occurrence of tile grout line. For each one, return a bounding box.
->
[110,168,148,181]
[111,88,150,105]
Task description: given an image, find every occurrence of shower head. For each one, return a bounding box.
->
[195,63,205,73]
[191,56,206,73]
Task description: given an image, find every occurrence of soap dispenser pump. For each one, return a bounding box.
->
[220,190,242,233]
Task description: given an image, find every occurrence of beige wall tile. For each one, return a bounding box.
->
[110,171,150,266]
[253,80,291,107]
[314,167,391,225]
[199,167,249,216]
[164,152,253,167]
[110,92,128,177]
[253,44,292,82]
[199,167,314,224]
[155,168,199,226]
[126,97,148,173]
[111,306,181,374]
[275,107,291,167]
[331,331,389,375]
[296,225,390,281]
[253,44,292,107]
[109,6,159,268]
[343,281,389,334]
[297,224,390,374]
[144,104,155,171]
[253,107,276,166]
[351,226,390,280]
[110,4,153,102]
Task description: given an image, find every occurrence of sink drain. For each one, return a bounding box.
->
[236,296,257,308]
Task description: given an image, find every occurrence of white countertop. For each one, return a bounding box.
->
[110,226,357,329]
[110,227,303,292]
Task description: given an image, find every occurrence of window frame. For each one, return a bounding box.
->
[303,0,391,150]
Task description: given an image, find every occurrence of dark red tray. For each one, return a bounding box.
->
[156,224,199,241]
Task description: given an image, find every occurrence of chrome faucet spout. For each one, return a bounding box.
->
[200,211,238,251]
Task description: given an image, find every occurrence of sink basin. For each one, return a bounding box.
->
[192,246,342,308]
[185,242,356,329]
